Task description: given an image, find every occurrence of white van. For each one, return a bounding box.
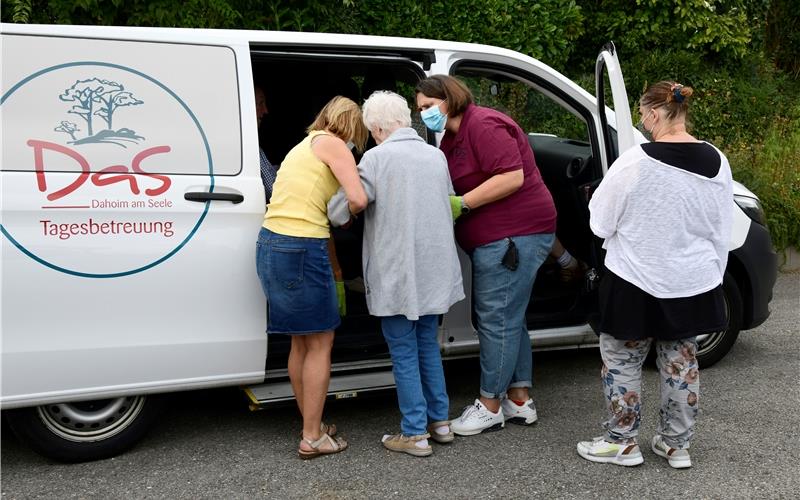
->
[0,24,777,462]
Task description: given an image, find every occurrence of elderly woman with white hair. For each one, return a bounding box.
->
[328,91,464,457]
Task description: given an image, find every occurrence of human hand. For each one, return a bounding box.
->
[449,195,463,221]
[335,280,347,316]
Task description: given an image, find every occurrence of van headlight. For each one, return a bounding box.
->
[734,195,766,226]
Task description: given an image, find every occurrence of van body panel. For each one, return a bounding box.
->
[730,222,778,329]
[1,31,267,408]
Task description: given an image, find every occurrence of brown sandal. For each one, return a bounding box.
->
[298,422,337,438]
[298,432,348,460]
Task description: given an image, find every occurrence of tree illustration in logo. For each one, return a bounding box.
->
[57,77,145,147]
[54,121,80,141]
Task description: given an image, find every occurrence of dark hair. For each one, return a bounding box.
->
[639,80,694,121]
[414,75,474,117]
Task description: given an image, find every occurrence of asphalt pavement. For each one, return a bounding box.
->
[2,272,798,499]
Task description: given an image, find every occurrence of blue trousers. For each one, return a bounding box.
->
[381,315,449,436]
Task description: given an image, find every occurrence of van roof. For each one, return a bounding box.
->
[1,22,615,149]
[2,23,527,61]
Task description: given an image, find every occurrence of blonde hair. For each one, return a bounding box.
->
[362,91,412,133]
[307,96,368,153]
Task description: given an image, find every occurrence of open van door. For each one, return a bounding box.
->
[595,42,636,169]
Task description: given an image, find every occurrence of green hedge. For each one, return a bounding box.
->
[728,104,800,250]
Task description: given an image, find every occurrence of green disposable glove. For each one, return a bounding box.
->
[335,280,347,316]
[449,195,463,222]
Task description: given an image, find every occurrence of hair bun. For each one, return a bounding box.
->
[669,83,693,104]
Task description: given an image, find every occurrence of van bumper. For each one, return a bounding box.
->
[731,221,778,330]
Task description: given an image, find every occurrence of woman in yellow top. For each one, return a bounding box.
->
[256,96,368,459]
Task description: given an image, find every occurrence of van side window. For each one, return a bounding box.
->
[455,70,590,143]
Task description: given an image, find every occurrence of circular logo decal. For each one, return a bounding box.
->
[1,62,213,278]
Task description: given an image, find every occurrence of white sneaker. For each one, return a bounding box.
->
[450,399,504,436]
[577,437,644,467]
[651,435,692,469]
[501,398,538,425]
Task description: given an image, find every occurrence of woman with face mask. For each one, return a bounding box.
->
[577,82,733,469]
[414,75,557,437]
[256,96,368,459]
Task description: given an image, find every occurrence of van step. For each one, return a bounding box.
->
[243,370,396,409]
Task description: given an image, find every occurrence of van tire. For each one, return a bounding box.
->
[5,394,164,463]
[695,272,743,368]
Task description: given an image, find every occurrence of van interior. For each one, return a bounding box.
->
[251,48,602,374]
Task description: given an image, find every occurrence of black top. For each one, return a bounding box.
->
[598,270,727,340]
[641,142,721,178]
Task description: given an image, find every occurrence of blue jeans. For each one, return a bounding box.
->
[381,315,449,436]
[471,233,555,399]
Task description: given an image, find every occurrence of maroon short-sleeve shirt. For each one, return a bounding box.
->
[440,104,557,251]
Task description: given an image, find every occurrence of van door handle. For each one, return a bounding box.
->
[184,192,244,204]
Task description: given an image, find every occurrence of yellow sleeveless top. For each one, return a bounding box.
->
[264,131,341,238]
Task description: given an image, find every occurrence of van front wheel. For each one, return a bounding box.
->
[5,395,164,462]
[695,272,743,368]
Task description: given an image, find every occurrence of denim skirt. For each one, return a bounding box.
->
[256,227,340,335]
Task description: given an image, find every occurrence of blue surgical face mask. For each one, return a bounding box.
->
[421,100,447,132]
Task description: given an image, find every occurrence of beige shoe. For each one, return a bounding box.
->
[298,432,348,460]
[298,421,337,438]
[427,421,455,444]
[381,433,433,457]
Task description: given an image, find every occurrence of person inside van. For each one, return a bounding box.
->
[576,82,733,469]
[255,85,278,204]
[415,75,557,436]
[328,91,465,457]
[256,96,369,460]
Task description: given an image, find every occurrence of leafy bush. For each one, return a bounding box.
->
[347,0,584,69]
[727,104,800,250]
[568,0,762,70]
[766,0,800,78]
[612,50,798,148]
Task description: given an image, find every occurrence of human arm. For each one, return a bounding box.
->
[312,135,368,214]
[588,159,634,239]
[457,118,525,210]
[259,148,277,204]
[327,154,378,226]
[460,169,524,210]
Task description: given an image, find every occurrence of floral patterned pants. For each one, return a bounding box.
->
[599,333,700,450]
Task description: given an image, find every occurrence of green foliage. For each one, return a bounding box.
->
[0,1,583,68]
[0,0,357,30]
[347,0,584,69]
[766,0,800,78]
[569,0,763,70]
[728,103,800,249]
[8,0,32,22]
[610,49,798,149]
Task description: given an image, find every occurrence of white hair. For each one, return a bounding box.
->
[362,90,412,132]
